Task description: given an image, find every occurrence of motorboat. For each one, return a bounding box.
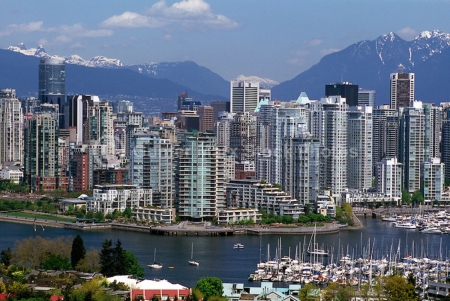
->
[393,221,416,229]
[234,243,244,249]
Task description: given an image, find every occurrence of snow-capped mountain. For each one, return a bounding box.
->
[272,29,450,103]
[233,75,279,89]
[7,43,123,68]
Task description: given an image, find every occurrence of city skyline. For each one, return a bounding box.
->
[1,0,450,82]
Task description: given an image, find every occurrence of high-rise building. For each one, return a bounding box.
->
[177,91,192,111]
[423,103,442,159]
[347,106,373,190]
[197,106,214,132]
[372,105,396,168]
[214,112,234,149]
[390,72,414,110]
[267,101,309,186]
[398,101,425,192]
[375,157,402,200]
[67,95,115,156]
[282,136,321,205]
[325,82,358,107]
[319,96,348,195]
[0,89,23,166]
[39,58,66,127]
[210,101,230,121]
[24,113,60,191]
[358,89,376,107]
[442,112,450,182]
[175,132,217,221]
[230,81,260,113]
[230,112,257,163]
[130,131,173,208]
[420,157,444,202]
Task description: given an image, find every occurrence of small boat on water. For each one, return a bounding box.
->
[148,248,163,269]
[393,221,416,229]
[234,243,244,249]
[189,242,199,266]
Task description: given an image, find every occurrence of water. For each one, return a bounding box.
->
[1,217,450,288]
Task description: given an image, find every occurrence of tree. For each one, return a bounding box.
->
[0,247,12,266]
[402,189,411,204]
[42,254,72,270]
[411,190,424,205]
[71,234,86,269]
[99,239,129,277]
[113,239,127,275]
[384,275,417,301]
[124,250,144,278]
[7,281,32,299]
[195,277,223,301]
[299,283,316,301]
[76,247,101,273]
[123,207,132,219]
[322,282,340,301]
[99,239,115,276]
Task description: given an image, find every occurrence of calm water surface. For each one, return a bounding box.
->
[1,217,450,287]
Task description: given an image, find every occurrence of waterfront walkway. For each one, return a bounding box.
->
[0,213,345,235]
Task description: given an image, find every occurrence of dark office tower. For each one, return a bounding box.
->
[39,58,66,127]
[442,120,450,182]
[325,82,358,107]
[390,72,414,110]
[177,91,192,111]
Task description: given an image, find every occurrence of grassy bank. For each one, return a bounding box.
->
[0,211,75,222]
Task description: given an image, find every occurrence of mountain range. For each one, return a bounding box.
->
[3,30,450,113]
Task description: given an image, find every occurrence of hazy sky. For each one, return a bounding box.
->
[1,0,450,82]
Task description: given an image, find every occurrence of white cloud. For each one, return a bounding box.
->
[0,21,112,45]
[100,12,164,28]
[320,48,340,55]
[396,27,418,40]
[101,0,240,31]
[304,39,323,47]
[0,21,43,36]
[162,34,173,41]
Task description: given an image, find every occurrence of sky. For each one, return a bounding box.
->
[1,0,450,83]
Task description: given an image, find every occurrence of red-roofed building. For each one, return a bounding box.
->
[50,296,63,301]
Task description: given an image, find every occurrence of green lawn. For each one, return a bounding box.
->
[1,211,75,222]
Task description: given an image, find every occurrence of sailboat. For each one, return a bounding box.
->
[189,243,199,266]
[148,248,163,269]
[307,223,329,256]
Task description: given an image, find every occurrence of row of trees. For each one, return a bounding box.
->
[0,234,144,278]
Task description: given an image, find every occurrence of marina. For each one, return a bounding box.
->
[2,215,450,288]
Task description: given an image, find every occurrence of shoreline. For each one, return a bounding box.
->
[0,213,357,235]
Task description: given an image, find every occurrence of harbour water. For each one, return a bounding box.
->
[1,216,450,288]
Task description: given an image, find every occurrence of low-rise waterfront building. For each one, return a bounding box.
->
[226,179,302,216]
[217,208,262,225]
[133,206,175,224]
[89,184,152,214]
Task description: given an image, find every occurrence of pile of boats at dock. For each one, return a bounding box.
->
[249,253,450,288]
[382,210,450,234]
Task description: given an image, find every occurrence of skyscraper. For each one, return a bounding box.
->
[325,82,358,107]
[0,89,23,166]
[358,89,376,107]
[347,106,373,190]
[24,113,59,191]
[175,132,217,221]
[390,72,414,110]
[319,96,348,195]
[230,81,260,113]
[420,158,444,202]
[398,101,425,192]
[39,58,66,127]
[130,131,173,208]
